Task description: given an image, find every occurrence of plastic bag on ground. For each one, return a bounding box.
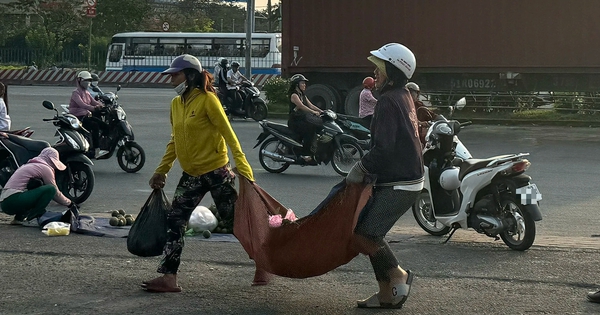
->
[42,222,70,236]
[127,189,170,257]
[188,206,218,233]
[233,177,372,279]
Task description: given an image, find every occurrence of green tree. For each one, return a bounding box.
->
[25,25,63,67]
[94,0,153,37]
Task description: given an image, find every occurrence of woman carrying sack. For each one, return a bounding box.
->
[142,54,254,293]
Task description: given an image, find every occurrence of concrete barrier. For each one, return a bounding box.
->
[0,69,277,88]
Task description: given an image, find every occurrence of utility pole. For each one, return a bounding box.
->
[267,0,272,32]
[245,0,254,78]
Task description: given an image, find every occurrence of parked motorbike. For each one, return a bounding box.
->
[254,110,364,176]
[0,101,94,204]
[412,98,543,251]
[221,80,268,121]
[7,127,35,137]
[90,85,145,173]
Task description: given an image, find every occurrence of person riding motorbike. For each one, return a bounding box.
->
[88,73,101,100]
[226,61,249,114]
[214,58,229,104]
[405,82,438,146]
[287,74,324,163]
[69,71,105,159]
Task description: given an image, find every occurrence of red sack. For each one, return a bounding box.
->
[233,177,372,278]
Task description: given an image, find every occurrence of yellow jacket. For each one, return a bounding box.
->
[155,88,254,181]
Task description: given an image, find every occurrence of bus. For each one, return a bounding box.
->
[105,32,281,76]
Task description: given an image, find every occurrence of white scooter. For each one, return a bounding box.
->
[412,98,543,251]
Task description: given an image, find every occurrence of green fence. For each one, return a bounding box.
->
[0,48,108,71]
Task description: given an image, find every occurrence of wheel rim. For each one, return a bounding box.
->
[260,140,289,171]
[67,168,88,200]
[333,143,362,174]
[503,201,527,244]
[415,193,447,233]
[120,146,142,170]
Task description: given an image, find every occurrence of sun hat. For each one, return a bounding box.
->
[37,147,66,171]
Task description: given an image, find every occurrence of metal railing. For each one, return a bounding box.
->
[0,48,108,71]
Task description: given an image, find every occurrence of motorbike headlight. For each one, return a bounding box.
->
[116,107,126,120]
[66,115,81,129]
[64,133,81,150]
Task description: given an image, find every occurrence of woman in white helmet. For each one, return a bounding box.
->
[69,71,104,158]
[345,43,424,309]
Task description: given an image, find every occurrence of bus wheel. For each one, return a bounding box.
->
[306,84,340,111]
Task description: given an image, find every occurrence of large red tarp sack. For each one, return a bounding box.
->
[233,177,372,278]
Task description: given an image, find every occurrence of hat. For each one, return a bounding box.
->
[38,147,66,171]
[367,55,387,78]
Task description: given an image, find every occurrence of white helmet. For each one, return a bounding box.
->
[439,167,460,190]
[77,71,92,80]
[370,43,416,79]
[406,82,420,92]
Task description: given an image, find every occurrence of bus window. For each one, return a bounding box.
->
[250,39,270,57]
[214,38,243,57]
[159,38,185,56]
[129,37,158,56]
[108,43,124,62]
[186,38,212,56]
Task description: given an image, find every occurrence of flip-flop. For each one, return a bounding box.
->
[357,270,414,309]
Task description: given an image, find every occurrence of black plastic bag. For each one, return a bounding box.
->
[127,189,170,257]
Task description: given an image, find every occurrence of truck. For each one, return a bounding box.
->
[281,0,600,115]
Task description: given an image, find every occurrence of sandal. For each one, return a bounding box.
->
[357,270,414,309]
[251,268,272,286]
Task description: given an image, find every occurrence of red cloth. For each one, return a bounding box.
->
[233,177,372,278]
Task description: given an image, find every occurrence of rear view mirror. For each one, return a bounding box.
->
[455,97,466,110]
[42,100,55,110]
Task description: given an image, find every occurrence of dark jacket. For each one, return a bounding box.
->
[360,87,424,184]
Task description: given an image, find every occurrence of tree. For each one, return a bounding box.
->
[94,0,153,37]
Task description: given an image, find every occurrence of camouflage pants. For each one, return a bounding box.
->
[157,164,237,274]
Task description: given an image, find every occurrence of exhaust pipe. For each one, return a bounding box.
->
[261,150,295,163]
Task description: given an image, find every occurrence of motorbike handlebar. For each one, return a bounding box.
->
[460,121,472,127]
[42,118,54,121]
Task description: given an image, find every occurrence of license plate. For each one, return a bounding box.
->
[516,183,542,205]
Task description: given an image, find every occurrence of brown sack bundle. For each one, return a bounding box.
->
[233,177,372,278]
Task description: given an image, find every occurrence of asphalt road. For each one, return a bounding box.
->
[1,86,599,315]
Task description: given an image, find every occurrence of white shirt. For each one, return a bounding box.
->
[226,69,243,90]
[0,98,11,131]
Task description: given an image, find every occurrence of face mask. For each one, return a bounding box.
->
[174,81,188,96]
[80,81,90,89]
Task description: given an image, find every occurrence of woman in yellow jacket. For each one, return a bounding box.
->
[142,54,254,293]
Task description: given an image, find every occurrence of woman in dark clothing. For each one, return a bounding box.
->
[346,43,424,309]
[287,74,323,160]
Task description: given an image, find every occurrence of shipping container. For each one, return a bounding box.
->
[282,0,600,114]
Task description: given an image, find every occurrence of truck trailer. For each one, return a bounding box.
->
[281,0,600,115]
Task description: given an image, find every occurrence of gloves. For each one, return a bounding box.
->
[346,162,366,184]
[149,173,167,189]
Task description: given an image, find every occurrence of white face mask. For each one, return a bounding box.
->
[80,81,90,89]
[174,81,188,95]
[91,81,98,87]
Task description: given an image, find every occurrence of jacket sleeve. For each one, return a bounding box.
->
[70,90,97,112]
[154,101,177,175]
[206,93,255,181]
[42,167,71,206]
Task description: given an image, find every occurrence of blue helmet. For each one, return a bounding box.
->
[162,54,202,74]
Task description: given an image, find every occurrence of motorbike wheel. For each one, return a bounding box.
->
[331,141,363,176]
[258,138,290,173]
[117,142,145,173]
[58,162,95,204]
[499,194,536,251]
[412,190,451,236]
[250,100,268,121]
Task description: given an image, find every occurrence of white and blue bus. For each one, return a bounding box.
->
[105,32,281,76]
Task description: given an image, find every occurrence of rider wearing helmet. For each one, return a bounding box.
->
[226,61,249,114]
[347,43,424,309]
[287,74,324,162]
[359,76,377,127]
[88,73,101,99]
[69,70,103,158]
[405,81,438,146]
[214,58,229,102]
[144,54,254,293]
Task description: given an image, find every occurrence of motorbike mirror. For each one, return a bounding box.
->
[42,100,55,110]
[455,97,467,110]
[116,85,121,92]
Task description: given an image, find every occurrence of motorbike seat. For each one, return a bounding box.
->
[458,154,514,180]
[262,121,301,140]
[7,134,50,153]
